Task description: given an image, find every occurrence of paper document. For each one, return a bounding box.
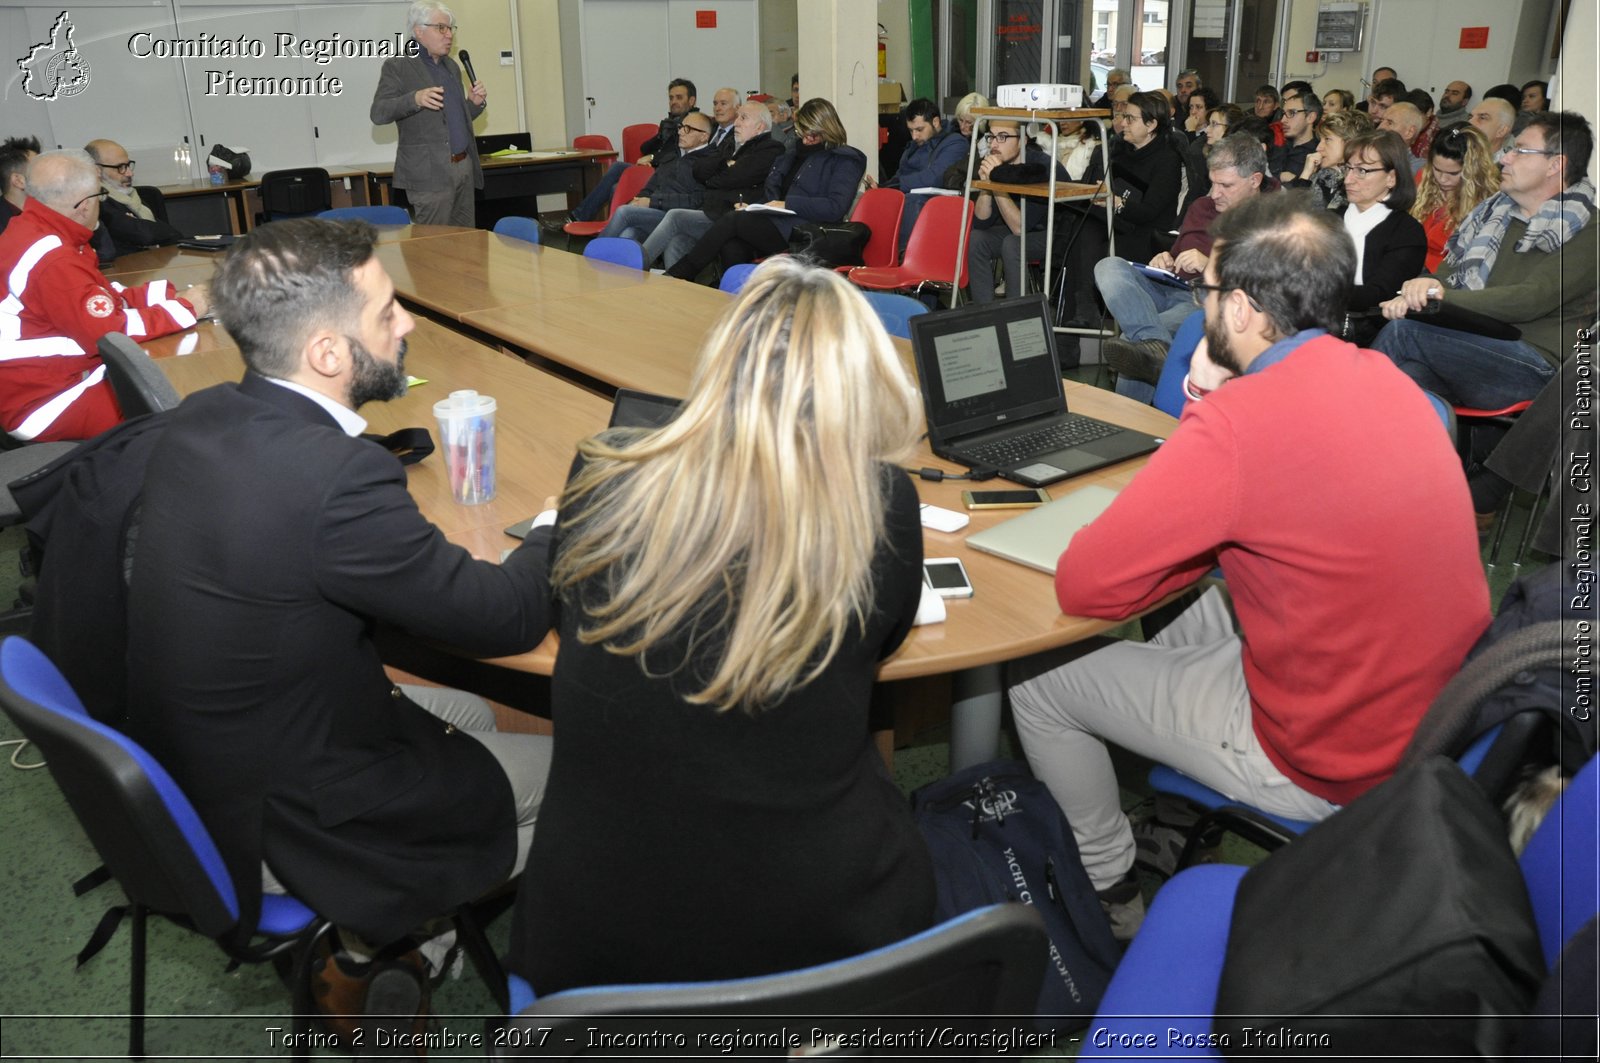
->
[742,204,796,215]
[909,186,961,196]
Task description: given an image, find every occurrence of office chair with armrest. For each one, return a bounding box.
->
[620,124,657,163]
[256,167,332,224]
[493,216,542,246]
[317,205,412,224]
[97,333,181,417]
[0,635,516,1058]
[499,902,1048,1058]
[1148,619,1574,872]
[582,237,645,271]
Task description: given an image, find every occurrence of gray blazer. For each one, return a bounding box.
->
[370,53,485,193]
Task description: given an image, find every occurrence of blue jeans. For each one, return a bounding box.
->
[642,209,713,269]
[600,204,665,241]
[1372,318,1556,409]
[573,161,630,221]
[1094,256,1195,344]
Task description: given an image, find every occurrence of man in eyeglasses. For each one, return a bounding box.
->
[595,111,717,246]
[370,2,485,226]
[0,150,206,442]
[965,119,1069,302]
[84,139,185,257]
[1269,91,1320,184]
[1375,111,1596,414]
[1010,193,1489,941]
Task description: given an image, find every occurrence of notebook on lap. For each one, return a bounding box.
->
[908,295,1164,487]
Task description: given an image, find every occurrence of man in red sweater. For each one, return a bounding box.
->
[1009,194,1490,940]
[0,150,206,442]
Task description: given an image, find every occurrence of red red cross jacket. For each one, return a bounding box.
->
[0,198,199,441]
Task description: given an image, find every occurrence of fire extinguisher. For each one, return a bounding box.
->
[878,23,887,79]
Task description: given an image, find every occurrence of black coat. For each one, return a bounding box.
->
[125,373,555,945]
[98,192,183,257]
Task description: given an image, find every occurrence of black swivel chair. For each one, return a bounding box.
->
[97,333,182,417]
[256,167,332,224]
[133,184,171,223]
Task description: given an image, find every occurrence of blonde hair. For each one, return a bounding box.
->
[794,97,849,148]
[553,258,922,713]
[1412,124,1501,228]
[954,92,990,122]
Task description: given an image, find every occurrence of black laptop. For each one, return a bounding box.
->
[504,388,682,539]
[908,295,1164,487]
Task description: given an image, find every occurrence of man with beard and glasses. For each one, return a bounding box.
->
[125,218,556,1038]
[1006,193,1489,942]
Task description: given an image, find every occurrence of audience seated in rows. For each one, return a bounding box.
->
[508,257,935,993]
[666,98,865,284]
[1008,192,1491,941]
[596,111,715,244]
[0,150,205,443]
[566,77,698,225]
[643,102,784,271]
[1375,110,1595,411]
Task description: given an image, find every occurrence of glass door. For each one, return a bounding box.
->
[1185,0,1289,105]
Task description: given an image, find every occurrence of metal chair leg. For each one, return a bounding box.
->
[129,903,147,1060]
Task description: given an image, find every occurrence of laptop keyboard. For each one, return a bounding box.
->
[964,415,1121,467]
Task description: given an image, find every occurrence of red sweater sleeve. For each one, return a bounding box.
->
[1055,400,1235,618]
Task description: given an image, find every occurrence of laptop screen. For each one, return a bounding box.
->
[908,294,1068,444]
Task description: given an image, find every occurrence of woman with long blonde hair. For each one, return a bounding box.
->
[509,257,935,993]
[1411,125,1501,270]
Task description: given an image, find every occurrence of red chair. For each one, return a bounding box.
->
[832,188,905,274]
[846,196,974,293]
[573,134,617,165]
[1451,400,1539,568]
[622,123,658,163]
[563,164,653,239]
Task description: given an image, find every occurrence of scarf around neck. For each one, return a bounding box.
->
[1443,178,1595,290]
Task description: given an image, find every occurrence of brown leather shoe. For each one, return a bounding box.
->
[309,937,430,1055]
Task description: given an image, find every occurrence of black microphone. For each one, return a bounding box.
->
[458,49,478,85]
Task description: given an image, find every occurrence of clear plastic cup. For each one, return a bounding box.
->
[433,389,496,504]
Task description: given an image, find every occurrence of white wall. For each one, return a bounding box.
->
[796,0,878,177]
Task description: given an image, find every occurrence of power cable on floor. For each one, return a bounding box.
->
[1,737,44,770]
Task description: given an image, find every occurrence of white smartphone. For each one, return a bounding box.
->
[923,557,974,599]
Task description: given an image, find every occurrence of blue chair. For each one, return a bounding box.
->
[0,637,512,1056]
[0,636,328,1059]
[583,237,644,270]
[1147,620,1570,871]
[493,215,542,245]
[717,262,757,293]
[500,903,1049,1057]
[317,205,411,224]
[1084,754,1599,1059]
[860,290,930,339]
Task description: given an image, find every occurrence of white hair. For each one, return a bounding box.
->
[407,1,453,32]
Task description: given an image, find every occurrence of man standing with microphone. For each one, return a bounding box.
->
[371,2,484,226]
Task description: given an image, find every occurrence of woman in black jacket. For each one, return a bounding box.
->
[1059,91,1185,324]
[1338,130,1427,345]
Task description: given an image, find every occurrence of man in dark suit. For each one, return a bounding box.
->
[125,218,554,1020]
[370,2,484,225]
[84,138,184,256]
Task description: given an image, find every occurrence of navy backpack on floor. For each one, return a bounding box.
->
[912,759,1121,1032]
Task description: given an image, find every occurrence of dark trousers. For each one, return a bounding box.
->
[665,210,789,283]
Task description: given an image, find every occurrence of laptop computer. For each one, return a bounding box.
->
[964,484,1121,574]
[504,388,683,539]
[908,295,1164,487]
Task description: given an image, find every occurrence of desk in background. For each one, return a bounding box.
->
[156,167,373,236]
[362,149,614,229]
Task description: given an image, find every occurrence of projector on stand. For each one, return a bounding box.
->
[996,84,1084,109]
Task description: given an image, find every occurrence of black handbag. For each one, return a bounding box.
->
[1212,757,1546,1058]
[787,220,870,267]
